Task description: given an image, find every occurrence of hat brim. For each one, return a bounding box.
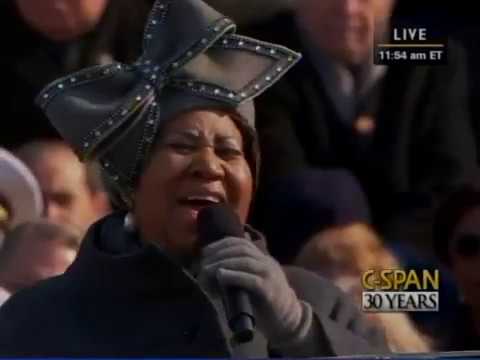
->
[0,149,44,228]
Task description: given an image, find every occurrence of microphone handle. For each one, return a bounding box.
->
[220,286,255,343]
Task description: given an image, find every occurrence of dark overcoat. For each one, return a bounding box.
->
[0,213,387,357]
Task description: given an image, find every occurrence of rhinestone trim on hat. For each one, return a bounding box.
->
[143,0,172,49]
[37,63,125,109]
[80,83,155,159]
[36,0,302,196]
[138,16,234,88]
[131,100,161,182]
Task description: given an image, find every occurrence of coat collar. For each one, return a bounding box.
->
[68,212,269,296]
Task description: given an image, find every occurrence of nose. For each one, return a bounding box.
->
[189,147,225,181]
[45,201,65,223]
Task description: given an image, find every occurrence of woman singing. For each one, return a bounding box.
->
[0,0,388,357]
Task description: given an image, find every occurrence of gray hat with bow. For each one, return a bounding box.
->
[36,0,301,208]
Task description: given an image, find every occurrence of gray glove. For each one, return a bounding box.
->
[201,237,314,349]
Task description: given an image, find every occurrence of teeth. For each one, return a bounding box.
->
[186,196,220,203]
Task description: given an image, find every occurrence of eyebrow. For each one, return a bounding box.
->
[165,130,241,144]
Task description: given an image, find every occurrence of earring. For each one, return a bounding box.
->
[124,212,136,233]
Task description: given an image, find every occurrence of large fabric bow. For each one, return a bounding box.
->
[36,0,301,204]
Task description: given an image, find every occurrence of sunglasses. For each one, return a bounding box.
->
[454,234,480,258]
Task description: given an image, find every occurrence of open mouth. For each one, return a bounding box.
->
[178,194,225,210]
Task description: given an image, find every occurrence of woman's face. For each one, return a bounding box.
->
[134,110,253,260]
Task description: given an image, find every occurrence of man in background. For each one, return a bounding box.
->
[0,149,44,247]
[0,0,151,148]
[15,140,111,237]
[245,0,477,255]
[0,221,80,306]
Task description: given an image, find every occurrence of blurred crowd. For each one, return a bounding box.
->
[1,0,479,354]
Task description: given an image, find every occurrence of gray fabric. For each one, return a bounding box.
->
[201,236,312,347]
[271,301,322,357]
[197,273,269,358]
[284,266,390,355]
[35,0,301,207]
[197,233,387,357]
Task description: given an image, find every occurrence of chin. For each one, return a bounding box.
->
[163,228,200,261]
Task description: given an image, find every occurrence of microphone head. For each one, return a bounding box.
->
[197,204,244,248]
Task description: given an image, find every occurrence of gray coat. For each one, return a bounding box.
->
[0,213,387,357]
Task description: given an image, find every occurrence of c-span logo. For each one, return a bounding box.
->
[361,270,439,312]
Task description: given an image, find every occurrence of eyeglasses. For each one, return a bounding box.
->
[454,234,480,258]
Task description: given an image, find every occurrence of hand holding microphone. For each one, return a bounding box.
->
[198,205,308,348]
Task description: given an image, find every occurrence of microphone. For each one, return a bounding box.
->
[197,204,255,344]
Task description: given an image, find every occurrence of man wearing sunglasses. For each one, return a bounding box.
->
[434,185,480,351]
